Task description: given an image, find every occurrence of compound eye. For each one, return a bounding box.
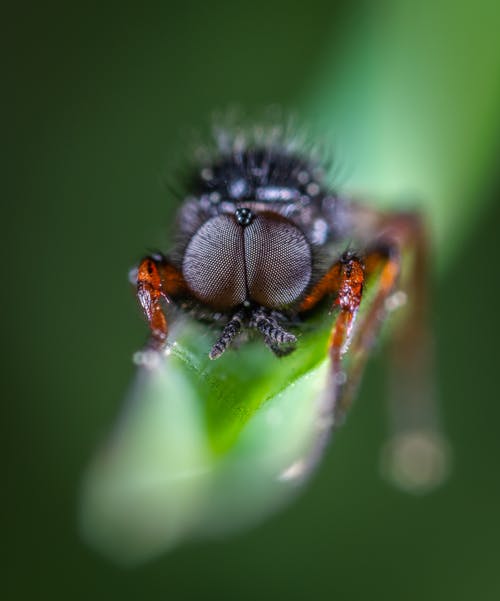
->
[244,213,312,308]
[182,215,247,309]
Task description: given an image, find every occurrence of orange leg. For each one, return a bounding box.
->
[294,247,400,477]
[300,246,400,418]
[347,213,433,426]
[334,244,401,420]
[296,212,448,489]
[136,253,188,350]
[300,252,366,410]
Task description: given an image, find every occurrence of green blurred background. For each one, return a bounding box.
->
[4,1,500,599]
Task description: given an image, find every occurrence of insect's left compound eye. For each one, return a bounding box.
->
[244,212,312,307]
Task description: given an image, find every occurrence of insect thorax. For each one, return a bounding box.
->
[178,146,343,247]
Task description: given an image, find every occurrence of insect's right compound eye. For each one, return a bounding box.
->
[182,215,247,310]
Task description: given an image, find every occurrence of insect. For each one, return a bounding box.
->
[135,120,430,412]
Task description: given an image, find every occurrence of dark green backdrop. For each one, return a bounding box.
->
[4,2,500,600]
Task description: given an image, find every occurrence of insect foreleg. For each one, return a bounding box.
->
[136,253,187,350]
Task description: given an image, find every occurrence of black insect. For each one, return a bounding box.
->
[136,122,427,402]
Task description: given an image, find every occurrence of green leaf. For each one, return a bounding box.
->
[80,313,333,564]
[80,273,385,564]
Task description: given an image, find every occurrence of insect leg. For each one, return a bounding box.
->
[348,211,449,491]
[136,253,187,350]
[299,252,366,413]
[333,243,400,421]
[326,254,366,417]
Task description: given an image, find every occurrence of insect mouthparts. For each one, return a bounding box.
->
[235,207,254,226]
